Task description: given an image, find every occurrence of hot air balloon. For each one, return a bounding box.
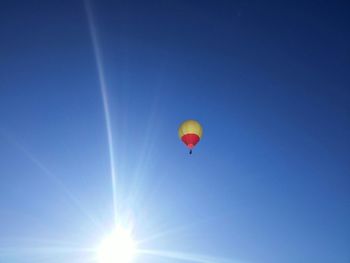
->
[178,120,203,154]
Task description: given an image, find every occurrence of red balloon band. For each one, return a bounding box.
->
[181,133,200,149]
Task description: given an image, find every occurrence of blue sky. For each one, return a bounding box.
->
[0,1,349,263]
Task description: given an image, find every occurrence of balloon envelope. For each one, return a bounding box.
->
[178,120,203,150]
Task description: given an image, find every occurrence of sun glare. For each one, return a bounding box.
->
[97,226,136,263]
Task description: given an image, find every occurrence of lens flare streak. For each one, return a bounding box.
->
[85,0,118,224]
[138,249,241,263]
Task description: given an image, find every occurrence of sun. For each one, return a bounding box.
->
[97,226,136,263]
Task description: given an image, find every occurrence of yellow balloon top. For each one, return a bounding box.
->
[178,120,203,139]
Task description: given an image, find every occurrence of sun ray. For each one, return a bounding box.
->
[0,245,91,257]
[85,0,118,225]
[0,131,104,232]
[138,249,244,263]
[0,236,81,247]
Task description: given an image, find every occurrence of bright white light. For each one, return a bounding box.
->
[97,227,136,263]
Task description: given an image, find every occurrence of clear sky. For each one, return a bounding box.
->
[0,1,349,263]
